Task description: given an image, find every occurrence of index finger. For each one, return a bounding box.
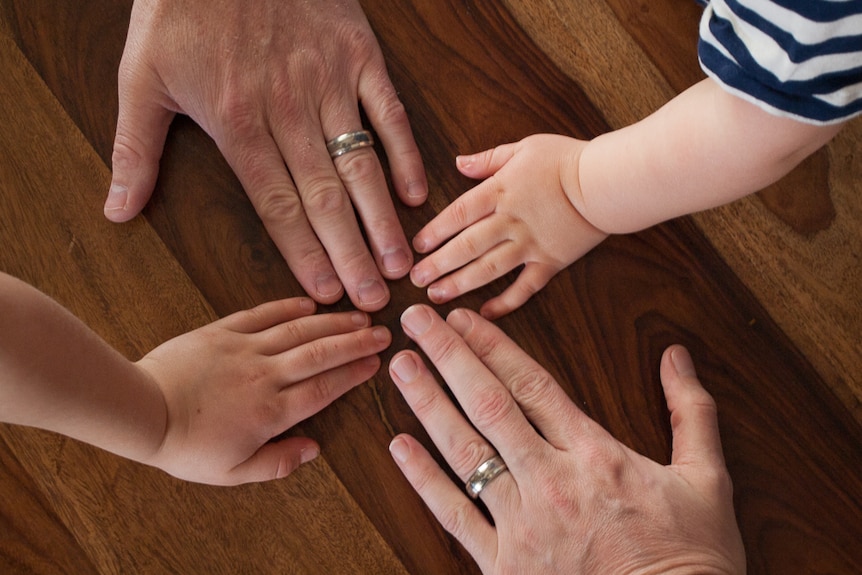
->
[400,304,544,467]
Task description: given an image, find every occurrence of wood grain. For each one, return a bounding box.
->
[1,0,861,573]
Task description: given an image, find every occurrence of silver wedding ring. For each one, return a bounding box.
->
[466,455,508,499]
[326,130,374,158]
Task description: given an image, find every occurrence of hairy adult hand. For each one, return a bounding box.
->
[137,298,390,485]
[107,0,427,311]
[410,135,607,319]
[388,305,746,574]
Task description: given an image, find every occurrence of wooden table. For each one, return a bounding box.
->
[2,1,860,573]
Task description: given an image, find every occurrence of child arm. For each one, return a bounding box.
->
[0,271,390,485]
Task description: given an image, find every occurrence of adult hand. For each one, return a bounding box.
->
[410,135,607,319]
[106,0,427,311]
[137,298,390,485]
[388,305,746,574]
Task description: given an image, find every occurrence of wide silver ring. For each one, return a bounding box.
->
[326,130,374,158]
[466,455,508,499]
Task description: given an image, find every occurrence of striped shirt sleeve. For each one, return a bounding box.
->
[698,0,862,124]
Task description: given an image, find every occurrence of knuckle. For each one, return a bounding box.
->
[507,368,555,406]
[302,179,349,218]
[333,22,377,64]
[704,463,735,498]
[241,363,271,387]
[254,189,305,227]
[405,387,441,421]
[479,256,501,278]
[455,232,480,258]
[581,443,627,489]
[334,149,380,188]
[450,199,471,228]
[275,319,305,345]
[302,340,332,369]
[303,375,338,408]
[371,89,408,125]
[537,471,580,517]
[218,89,262,143]
[253,396,284,427]
[446,437,490,478]
[111,133,150,170]
[436,499,474,542]
[469,386,517,430]
[426,331,465,368]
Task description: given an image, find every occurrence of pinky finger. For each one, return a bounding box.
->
[479,262,557,320]
[389,434,497,569]
[226,436,319,486]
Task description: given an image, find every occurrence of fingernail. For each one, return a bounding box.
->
[389,437,410,463]
[351,311,370,327]
[299,298,315,312]
[446,309,473,335]
[412,236,428,254]
[316,274,342,299]
[390,353,419,383]
[406,179,426,201]
[401,305,433,336]
[427,284,448,303]
[358,279,387,307]
[104,183,128,213]
[382,248,411,275]
[410,266,429,287]
[372,326,391,344]
[671,347,697,377]
[300,446,319,465]
[456,155,473,169]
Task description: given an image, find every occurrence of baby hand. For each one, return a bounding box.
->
[410,134,607,319]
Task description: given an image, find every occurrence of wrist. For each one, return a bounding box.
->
[560,137,610,236]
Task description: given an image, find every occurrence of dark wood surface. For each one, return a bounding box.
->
[1,1,861,573]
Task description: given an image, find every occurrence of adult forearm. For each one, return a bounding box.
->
[574,78,842,234]
[0,273,166,462]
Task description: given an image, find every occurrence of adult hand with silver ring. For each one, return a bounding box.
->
[106,0,427,311]
[389,305,746,574]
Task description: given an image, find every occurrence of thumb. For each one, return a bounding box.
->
[661,345,727,471]
[105,69,175,222]
[227,437,320,485]
[455,142,517,179]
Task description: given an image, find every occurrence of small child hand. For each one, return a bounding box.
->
[410,134,607,319]
[136,298,390,485]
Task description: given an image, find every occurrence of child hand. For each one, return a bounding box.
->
[136,298,390,485]
[410,135,607,319]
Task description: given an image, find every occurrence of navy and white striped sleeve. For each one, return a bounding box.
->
[698,0,862,124]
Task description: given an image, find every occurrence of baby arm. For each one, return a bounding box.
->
[0,272,390,485]
[574,78,843,234]
[411,78,843,318]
